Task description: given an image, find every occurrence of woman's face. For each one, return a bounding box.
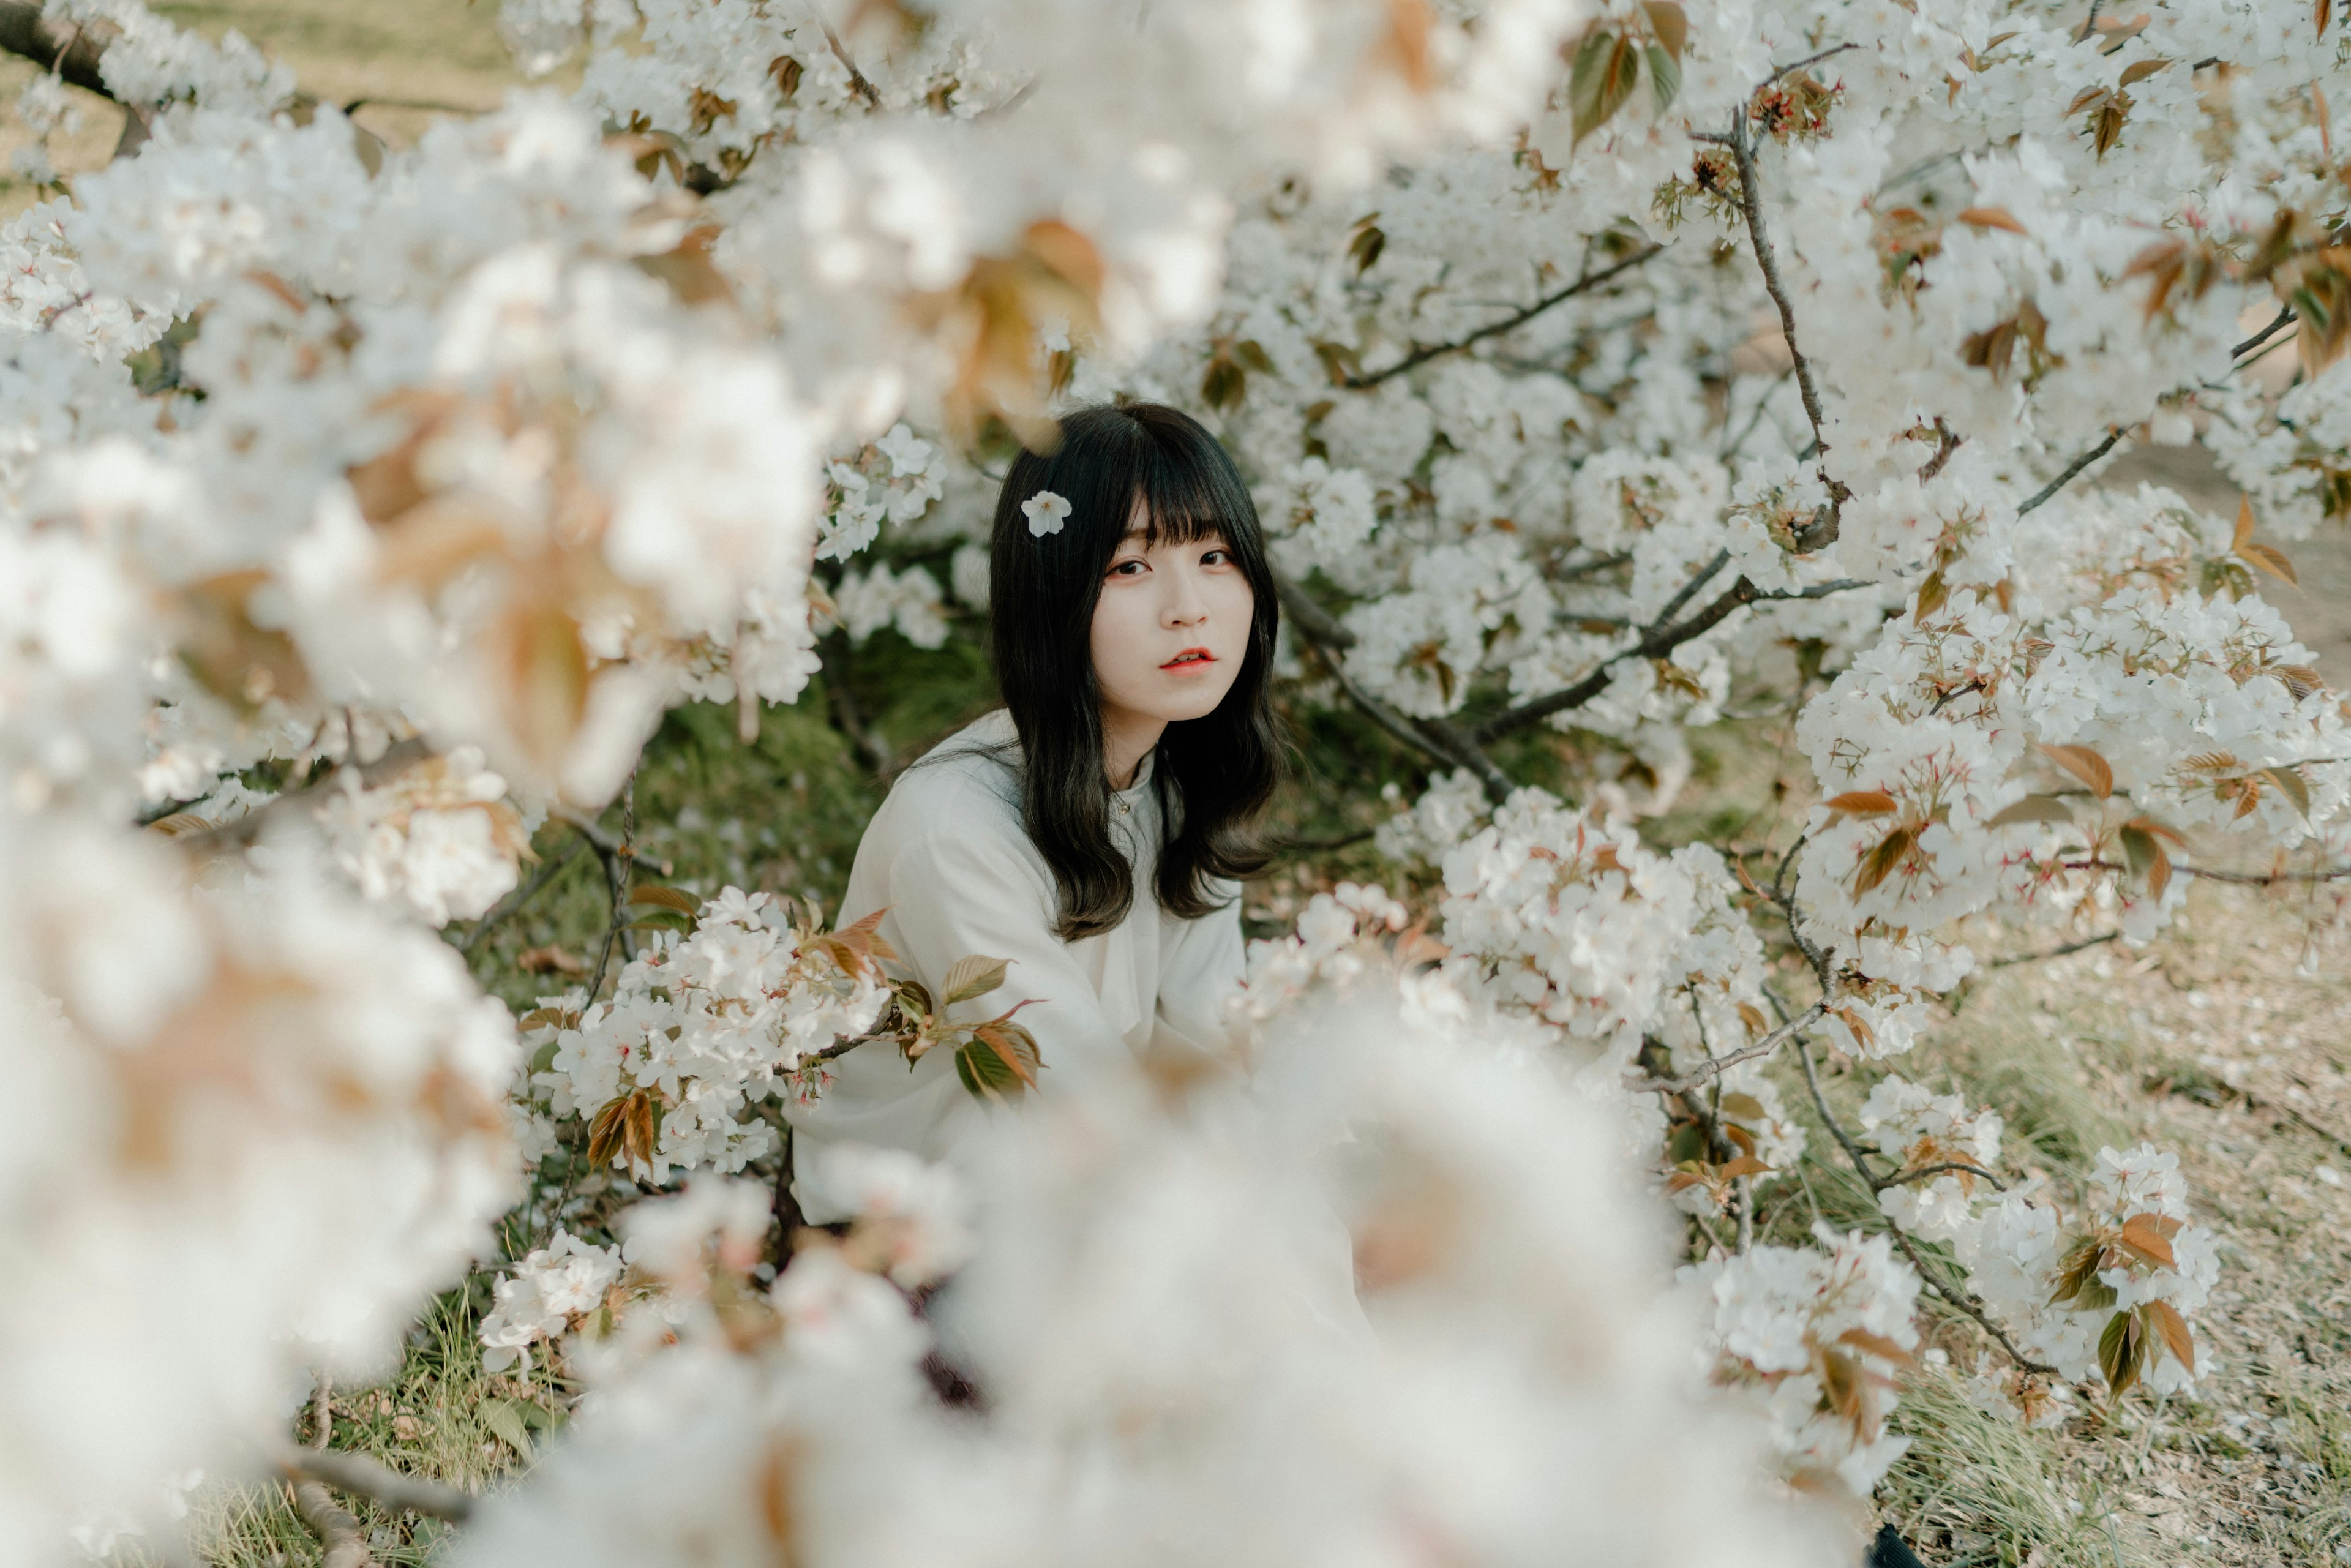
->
[1089,501,1255,738]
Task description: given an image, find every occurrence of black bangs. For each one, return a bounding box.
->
[984,402,1284,941]
[1129,444,1238,550]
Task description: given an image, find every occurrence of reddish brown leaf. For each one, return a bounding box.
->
[2038,742,2114,798]
[1852,826,1916,896]
[2144,1298,2197,1370]
[1956,206,2029,234]
[2117,1212,2179,1269]
[1825,790,1900,817]
[1641,0,1687,56]
[1835,1327,1918,1366]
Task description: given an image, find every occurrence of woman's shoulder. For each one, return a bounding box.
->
[869,711,1027,849]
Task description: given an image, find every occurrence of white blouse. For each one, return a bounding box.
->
[784,710,1245,1223]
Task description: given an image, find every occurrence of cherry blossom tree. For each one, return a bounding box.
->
[0,0,2343,1556]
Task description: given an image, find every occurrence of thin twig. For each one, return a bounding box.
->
[458,839,584,958]
[568,795,637,1005]
[817,14,882,107]
[1763,41,1858,84]
[1473,575,1867,741]
[2017,429,2123,516]
[177,738,433,852]
[1625,1001,1826,1095]
[1281,575,1518,799]
[1887,1223,2061,1376]
[1794,1035,1882,1177]
[290,1479,377,1568]
[1273,573,1356,649]
[1796,1033,2060,1375]
[1270,827,1378,857]
[283,1449,474,1525]
[1872,1160,2007,1193]
[2230,305,2295,360]
[1552,549,1636,584]
[1987,930,2119,968]
[1727,109,1850,540]
[1652,548,1733,629]
[343,95,490,116]
[2177,860,2351,886]
[1344,244,1667,389]
[1720,367,1794,461]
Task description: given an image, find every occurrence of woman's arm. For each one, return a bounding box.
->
[1153,880,1245,1054]
[884,827,1141,1088]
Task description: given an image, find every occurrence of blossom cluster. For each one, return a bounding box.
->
[457,985,1848,1568]
[526,888,891,1181]
[1685,1228,1922,1496]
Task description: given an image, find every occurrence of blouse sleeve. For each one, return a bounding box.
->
[882,825,1141,1090]
[1152,880,1246,1055]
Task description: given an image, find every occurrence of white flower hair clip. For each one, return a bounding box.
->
[1021,489,1071,538]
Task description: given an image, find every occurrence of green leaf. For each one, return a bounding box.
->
[2098,1308,2147,1397]
[940,954,1013,1008]
[955,1038,1026,1103]
[1645,42,1682,111]
[1570,30,1640,145]
[2119,825,2158,880]
[2263,765,2312,820]
[1234,339,1277,373]
[482,1398,536,1456]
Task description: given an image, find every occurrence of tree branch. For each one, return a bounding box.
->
[177,738,435,853]
[283,1448,474,1525]
[1625,999,1827,1095]
[1472,573,1866,743]
[289,1479,377,1568]
[1763,42,1858,84]
[1274,573,1355,649]
[1343,243,1666,389]
[457,839,584,958]
[1278,572,1518,800]
[817,14,882,107]
[1987,930,2118,969]
[0,1,116,99]
[1727,108,1850,542]
[1795,1033,2059,1375]
[2231,304,2296,360]
[2015,429,2121,516]
[1872,1159,2006,1194]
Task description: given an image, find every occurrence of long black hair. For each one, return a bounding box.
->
[988,402,1281,941]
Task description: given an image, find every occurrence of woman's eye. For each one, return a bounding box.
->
[1109,559,1147,577]
[1202,548,1231,566]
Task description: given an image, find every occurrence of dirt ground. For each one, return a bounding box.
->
[1889,880,2351,1567]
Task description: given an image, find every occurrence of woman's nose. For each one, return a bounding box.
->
[1162,566,1209,626]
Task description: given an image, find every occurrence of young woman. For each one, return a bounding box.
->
[785,402,1282,1223]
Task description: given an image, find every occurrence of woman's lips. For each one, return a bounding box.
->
[1160,647,1216,670]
